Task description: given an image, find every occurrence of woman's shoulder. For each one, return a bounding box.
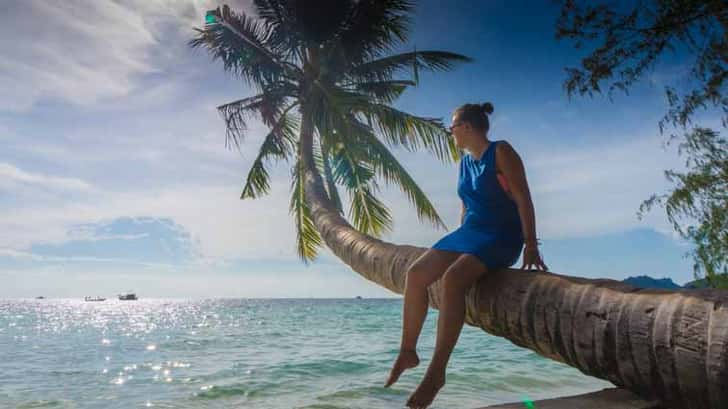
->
[493,140,522,171]
[494,139,517,157]
[494,139,513,149]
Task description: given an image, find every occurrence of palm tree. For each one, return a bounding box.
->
[190,2,728,408]
[190,0,465,262]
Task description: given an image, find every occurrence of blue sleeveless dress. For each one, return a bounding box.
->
[432,140,524,269]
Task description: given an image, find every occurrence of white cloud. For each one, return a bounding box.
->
[0,248,36,259]
[0,2,153,110]
[0,250,180,269]
[525,132,688,239]
[0,162,91,191]
[0,0,254,112]
[0,181,300,260]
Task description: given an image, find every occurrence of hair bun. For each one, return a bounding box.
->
[481,102,494,115]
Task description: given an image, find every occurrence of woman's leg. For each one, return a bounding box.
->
[384,248,461,388]
[407,254,487,408]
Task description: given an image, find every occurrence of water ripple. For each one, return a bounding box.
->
[0,298,613,408]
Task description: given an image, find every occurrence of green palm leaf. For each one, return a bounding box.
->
[334,0,414,63]
[290,155,323,262]
[189,5,294,86]
[346,50,472,83]
[361,103,453,162]
[348,119,447,229]
[349,182,392,237]
[241,105,299,199]
[310,83,450,231]
[253,0,303,58]
[352,80,415,103]
[312,80,455,163]
[329,143,392,236]
[319,138,345,214]
[217,84,295,149]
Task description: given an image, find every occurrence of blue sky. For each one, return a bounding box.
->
[0,0,717,298]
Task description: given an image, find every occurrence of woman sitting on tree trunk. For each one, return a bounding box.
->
[384,102,548,408]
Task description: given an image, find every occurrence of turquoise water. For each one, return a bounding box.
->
[0,298,612,408]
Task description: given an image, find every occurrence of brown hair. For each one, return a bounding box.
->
[455,102,494,133]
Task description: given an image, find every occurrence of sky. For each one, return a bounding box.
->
[0,0,719,298]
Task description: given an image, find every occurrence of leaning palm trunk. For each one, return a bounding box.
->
[300,121,728,409]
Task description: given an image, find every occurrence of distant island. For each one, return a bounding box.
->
[622,275,682,289]
[621,274,712,289]
[681,278,712,289]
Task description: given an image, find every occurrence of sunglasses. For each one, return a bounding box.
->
[448,121,465,133]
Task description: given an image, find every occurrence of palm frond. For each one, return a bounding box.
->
[330,144,376,188]
[319,137,345,214]
[253,1,297,44]
[349,181,392,237]
[334,0,415,63]
[360,103,453,162]
[189,5,295,86]
[346,50,472,83]
[329,143,392,236]
[240,104,299,199]
[254,0,307,61]
[351,80,415,103]
[348,119,446,229]
[308,82,371,131]
[290,156,323,263]
[217,83,296,148]
[315,64,461,165]
[311,84,452,225]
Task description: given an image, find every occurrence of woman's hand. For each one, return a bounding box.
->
[521,244,548,271]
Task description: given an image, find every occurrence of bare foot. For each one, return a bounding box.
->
[384,349,420,387]
[406,372,445,408]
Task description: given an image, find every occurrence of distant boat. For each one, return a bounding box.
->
[84,296,106,302]
[35,296,45,299]
[118,292,138,301]
[355,296,363,299]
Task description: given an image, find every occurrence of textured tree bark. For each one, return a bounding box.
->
[299,121,728,409]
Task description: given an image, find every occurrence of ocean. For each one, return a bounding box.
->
[0,298,613,408]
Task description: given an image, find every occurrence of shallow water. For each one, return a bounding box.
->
[0,298,612,408]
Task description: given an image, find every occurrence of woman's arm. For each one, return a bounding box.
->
[495,141,537,247]
[460,200,466,226]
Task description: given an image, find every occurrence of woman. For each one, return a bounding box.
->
[384,102,548,408]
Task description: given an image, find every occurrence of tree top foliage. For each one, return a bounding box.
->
[556,0,727,132]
